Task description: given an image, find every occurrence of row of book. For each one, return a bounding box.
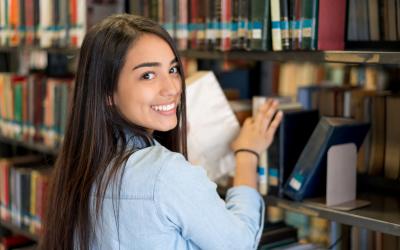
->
[0,73,73,149]
[131,0,347,51]
[276,63,387,100]
[0,0,86,48]
[348,0,400,42]
[0,155,51,235]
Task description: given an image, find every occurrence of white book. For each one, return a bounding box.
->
[252,96,268,195]
[185,71,240,181]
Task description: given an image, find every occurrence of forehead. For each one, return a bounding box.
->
[126,33,176,64]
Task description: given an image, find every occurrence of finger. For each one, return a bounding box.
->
[243,117,253,127]
[259,100,279,133]
[254,99,274,130]
[265,111,283,139]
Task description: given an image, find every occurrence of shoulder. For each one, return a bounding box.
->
[118,144,209,199]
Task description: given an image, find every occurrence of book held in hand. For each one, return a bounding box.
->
[185,71,240,181]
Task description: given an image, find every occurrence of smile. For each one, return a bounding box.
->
[151,102,176,112]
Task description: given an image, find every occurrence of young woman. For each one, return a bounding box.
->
[41,14,282,250]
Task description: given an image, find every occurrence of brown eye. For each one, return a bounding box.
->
[141,72,155,80]
[169,66,179,74]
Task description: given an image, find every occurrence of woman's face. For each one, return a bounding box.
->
[114,33,182,132]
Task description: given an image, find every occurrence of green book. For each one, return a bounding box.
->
[250,0,271,51]
[300,0,318,50]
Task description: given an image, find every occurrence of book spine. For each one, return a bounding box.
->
[270,0,282,51]
[176,0,189,50]
[253,96,268,195]
[249,0,267,50]
[300,0,318,50]
[237,0,249,49]
[317,0,346,50]
[220,0,232,51]
[280,0,290,50]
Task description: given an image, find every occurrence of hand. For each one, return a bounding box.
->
[231,99,283,154]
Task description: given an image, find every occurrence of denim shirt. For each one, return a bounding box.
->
[90,141,265,250]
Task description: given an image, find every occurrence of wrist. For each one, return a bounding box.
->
[234,149,259,163]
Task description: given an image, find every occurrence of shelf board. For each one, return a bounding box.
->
[0,46,79,54]
[2,47,400,64]
[179,50,400,64]
[0,135,58,155]
[0,219,40,241]
[266,193,400,236]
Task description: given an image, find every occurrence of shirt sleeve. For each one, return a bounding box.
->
[154,152,265,250]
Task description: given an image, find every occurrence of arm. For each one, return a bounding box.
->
[156,154,265,250]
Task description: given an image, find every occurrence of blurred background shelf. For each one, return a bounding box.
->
[0,219,39,242]
[0,135,58,155]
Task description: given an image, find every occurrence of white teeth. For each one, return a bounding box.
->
[152,103,175,112]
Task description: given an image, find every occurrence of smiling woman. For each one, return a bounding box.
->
[39,14,282,250]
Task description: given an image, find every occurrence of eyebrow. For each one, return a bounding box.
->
[132,58,178,71]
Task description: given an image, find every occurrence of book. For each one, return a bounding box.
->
[280,0,290,50]
[185,71,240,181]
[249,0,271,51]
[300,0,318,50]
[317,0,347,50]
[268,109,319,197]
[271,0,282,51]
[283,117,370,201]
[384,96,400,179]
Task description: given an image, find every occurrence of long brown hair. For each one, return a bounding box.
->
[40,14,187,250]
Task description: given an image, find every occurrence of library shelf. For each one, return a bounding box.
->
[0,135,58,155]
[265,193,400,236]
[2,47,400,64]
[179,50,400,65]
[0,46,79,54]
[0,219,40,241]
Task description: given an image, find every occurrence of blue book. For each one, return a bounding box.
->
[283,117,370,201]
[268,109,319,197]
[297,85,321,110]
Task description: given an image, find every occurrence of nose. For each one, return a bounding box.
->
[160,74,181,97]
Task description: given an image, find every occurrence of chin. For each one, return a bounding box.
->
[155,121,178,132]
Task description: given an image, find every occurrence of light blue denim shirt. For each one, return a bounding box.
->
[90,142,265,250]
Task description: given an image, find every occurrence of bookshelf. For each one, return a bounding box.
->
[265,193,400,237]
[0,136,58,156]
[180,50,400,65]
[2,48,400,67]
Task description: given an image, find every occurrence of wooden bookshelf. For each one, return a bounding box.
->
[265,193,400,236]
[179,50,400,65]
[0,135,58,155]
[0,219,40,241]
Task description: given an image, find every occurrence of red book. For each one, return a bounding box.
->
[190,0,198,49]
[220,0,232,51]
[1,234,34,249]
[317,0,346,50]
[25,0,35,45]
